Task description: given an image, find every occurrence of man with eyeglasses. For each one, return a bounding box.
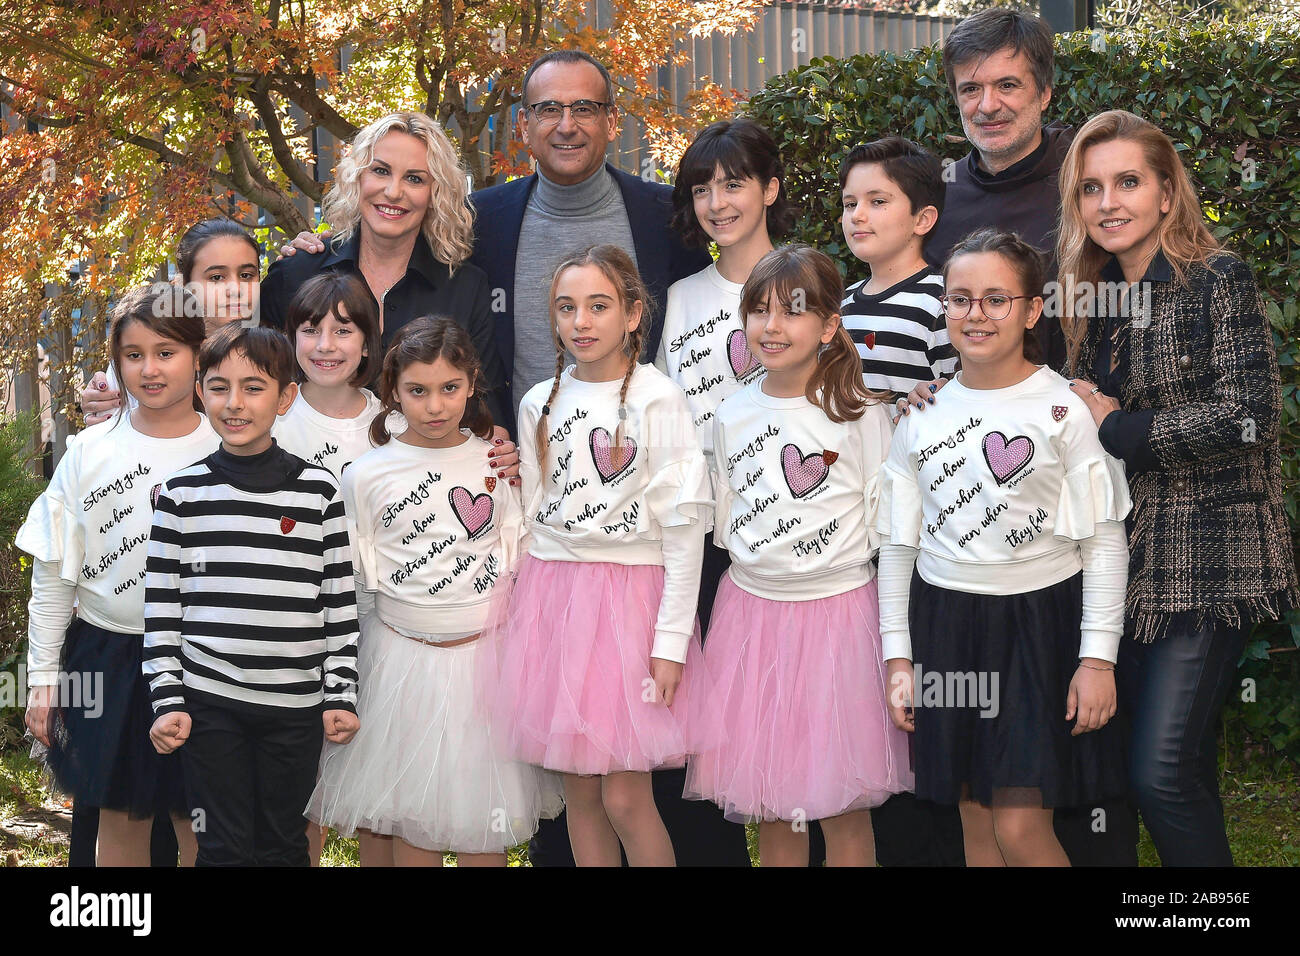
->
[468,50,713,436]
[468,49,748,868]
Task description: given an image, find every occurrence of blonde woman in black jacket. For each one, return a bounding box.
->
[1059,109,1297,865]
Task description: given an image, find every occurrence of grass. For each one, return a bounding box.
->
[3,719,1295,867]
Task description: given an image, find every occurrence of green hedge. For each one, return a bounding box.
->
[0,413,47,748]
[746,21,1300,758]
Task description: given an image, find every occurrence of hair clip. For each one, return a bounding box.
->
[542,404,551,416]
[618,405,627,420]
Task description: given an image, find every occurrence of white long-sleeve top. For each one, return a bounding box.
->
[712,382,894,601]
[518,363,712,663]
[343,433,522,635]
[272,388,385,478]
[654,263,764,467]
[875,367,1132,663]
[15,413,218,685]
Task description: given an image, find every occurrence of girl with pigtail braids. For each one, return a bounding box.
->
[492,244,721,867]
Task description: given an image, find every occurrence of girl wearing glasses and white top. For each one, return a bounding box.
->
[877,228,1132,866]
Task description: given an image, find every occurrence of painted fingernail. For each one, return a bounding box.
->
[927,398,934,404]
[928,384,937,392]
[497,471,505,478]
[493,438,504,445]
[916,402,924,409]
[97,382,107,390]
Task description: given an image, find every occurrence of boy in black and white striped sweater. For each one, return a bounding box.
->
[144,324,360,867]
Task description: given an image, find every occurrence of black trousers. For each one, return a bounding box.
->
[530,541,753,866]
[180,699,322,867]
[1118,619,1248,866]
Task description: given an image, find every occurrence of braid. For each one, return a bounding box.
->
[611,323,643,468]
[533,337,567,468]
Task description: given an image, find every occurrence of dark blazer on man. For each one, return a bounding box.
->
[469,162,711,437]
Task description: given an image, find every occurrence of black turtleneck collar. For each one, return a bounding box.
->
[968,126,1052,186]
[208,440,303,492]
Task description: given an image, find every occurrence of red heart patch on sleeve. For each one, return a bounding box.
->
[861,332,876,350]
[822,450,839,466]
[280,516,296,535]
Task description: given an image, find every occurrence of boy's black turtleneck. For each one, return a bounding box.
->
[207,440,304,492]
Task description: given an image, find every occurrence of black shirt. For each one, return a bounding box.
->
[260,231,508,427]
[1094,252,1166,473]
[925,123,1077,372]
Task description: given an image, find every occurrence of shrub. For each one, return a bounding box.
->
[0,412,48,748]
[745,21,1300,759]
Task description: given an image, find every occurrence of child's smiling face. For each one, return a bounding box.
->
[295,305,367,390]
[691,164,778,249]
[943,250,1041,371]
[117,320,198,415]
[199,349,297,455]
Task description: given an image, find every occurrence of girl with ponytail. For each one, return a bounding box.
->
[307,315,562,867]
[683,244,912,867]
[491,244,719,866]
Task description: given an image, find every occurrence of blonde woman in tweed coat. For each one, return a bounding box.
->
[1057,110,1298,866]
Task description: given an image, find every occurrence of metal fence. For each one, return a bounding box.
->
[581,1,959,174]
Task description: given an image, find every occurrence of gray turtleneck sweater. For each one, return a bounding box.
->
[512,165,637,411]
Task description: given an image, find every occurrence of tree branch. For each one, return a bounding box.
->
[249,81,323,200]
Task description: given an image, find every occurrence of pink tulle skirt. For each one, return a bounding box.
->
[487,556,720,776]
[683,573,914,823]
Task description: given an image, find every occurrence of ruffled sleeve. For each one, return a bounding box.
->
[15,489,83,585]
[1054,455,1132,541]
[636,452,714,539]
[876,461,924,549]
[858,402,894,556]
[496,481,525,574]
[340,468,379,592]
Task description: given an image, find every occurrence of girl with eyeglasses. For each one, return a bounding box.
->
[876,227,1132,866]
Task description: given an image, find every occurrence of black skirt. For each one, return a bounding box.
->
[45,618,187,818]
[909,570,1128,809]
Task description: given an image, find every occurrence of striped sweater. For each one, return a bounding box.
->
[143,444,360,717]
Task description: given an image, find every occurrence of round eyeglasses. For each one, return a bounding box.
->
[940,293,1036,321]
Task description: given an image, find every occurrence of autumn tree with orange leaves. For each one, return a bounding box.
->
[0,0,760,447]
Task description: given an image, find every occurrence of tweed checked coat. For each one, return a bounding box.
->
[1077,251,1298,642]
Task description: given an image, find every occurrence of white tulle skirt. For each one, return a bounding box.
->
[306,613,564,854]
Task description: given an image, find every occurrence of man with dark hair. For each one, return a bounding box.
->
[469,49,748,868]
[924,5,1072,371]
[470,50,713,434]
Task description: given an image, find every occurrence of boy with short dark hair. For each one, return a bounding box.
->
[839,137,957,400]
[144,323,360,866]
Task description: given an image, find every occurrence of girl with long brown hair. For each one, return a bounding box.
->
[19,285,215,866]
[491,244,719,867]
[683,244,911,866]
[306,316,562,867]
[1058,110,1297,865]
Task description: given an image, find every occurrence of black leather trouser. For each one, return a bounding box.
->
[1118,619,1249,867]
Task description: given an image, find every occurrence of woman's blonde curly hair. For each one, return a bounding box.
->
[322,111,475,271]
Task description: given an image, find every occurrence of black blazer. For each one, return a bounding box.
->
[1079,252,1298,641]
[260,231,508,428]
[468,162,711,436]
